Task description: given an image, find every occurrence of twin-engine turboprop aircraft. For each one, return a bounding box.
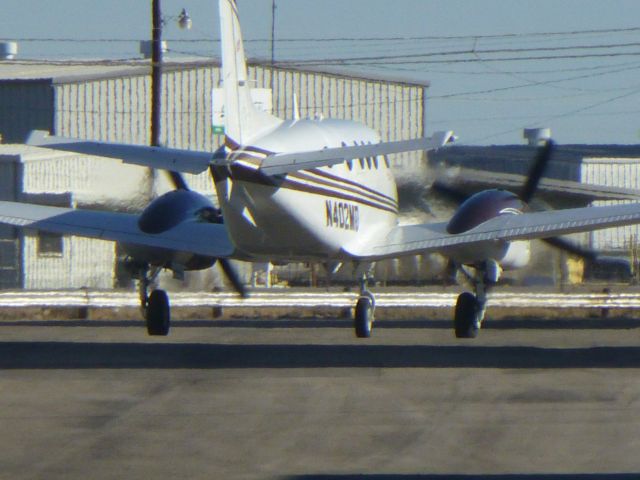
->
[3,0,640,338]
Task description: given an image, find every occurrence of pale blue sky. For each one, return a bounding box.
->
[2,0,640,145]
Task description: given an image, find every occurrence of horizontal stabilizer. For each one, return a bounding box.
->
[259,131,455,175]
[26,131,213,174]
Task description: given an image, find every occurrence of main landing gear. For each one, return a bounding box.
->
[454,261,499,339]
[354,270,376,338]
[137,265,171,336]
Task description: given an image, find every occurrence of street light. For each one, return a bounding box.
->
[176,8,192,30]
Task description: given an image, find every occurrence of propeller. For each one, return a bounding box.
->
[432,140,599,262]
[519,141,599,260]
[218,256,248,298]
[543,236,597,262]
[519,140,554,204]
[168,170,189,191]
[165,169,248,297]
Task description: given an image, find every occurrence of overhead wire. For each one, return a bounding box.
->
[5,24,640,144]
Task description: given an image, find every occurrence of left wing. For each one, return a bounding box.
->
[346,202,640,260]
[0,201,234,258]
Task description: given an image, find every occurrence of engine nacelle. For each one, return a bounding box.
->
[446,189,529,267]
[138,190,221,234]
[447,189,523,234]
[123,190,221,271]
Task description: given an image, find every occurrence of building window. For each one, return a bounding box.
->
[37,231,63,257]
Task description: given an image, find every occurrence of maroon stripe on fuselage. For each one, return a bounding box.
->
[290,170,398,210]
[307,167,397,204]
[222,138,398,210]
[228,153,398,209]
[229,163,398,214]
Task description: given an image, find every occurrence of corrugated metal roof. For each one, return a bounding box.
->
[0,57,430,87]
[0,59,170,83]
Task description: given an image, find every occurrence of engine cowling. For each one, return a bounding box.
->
[138,189,221,234]
[447,189,523,234]
[123,190,221,271]
[446,189,530,267]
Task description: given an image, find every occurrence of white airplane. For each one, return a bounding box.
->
[3,0,640,339]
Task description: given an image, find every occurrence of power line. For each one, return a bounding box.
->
[3,25,640,44]
[276,41,640,65]
[427,60,640,100]
[291,50,640,67]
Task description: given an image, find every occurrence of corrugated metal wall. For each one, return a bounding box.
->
[0,65,426,196]
[22,235,115,289]
[48,64,425,193]
[582,158,640,251]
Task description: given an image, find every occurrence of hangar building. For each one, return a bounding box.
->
[0,59,429,289]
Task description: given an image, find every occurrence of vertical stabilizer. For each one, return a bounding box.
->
[219,0,282,146]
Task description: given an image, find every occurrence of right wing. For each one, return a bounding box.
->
[0,201,234,258]
[347,201,640,260]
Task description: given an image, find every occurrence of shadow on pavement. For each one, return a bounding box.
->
[1,341,639,370]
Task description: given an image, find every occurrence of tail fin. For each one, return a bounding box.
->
[219,0,281,146]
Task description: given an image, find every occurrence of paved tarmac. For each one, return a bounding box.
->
[0,314,639,480]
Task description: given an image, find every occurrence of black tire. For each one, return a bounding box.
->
[146,289,170,336]
[454,291,479,339]
[354,296,374,338]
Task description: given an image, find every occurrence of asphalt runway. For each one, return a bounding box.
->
[0,314,639,480]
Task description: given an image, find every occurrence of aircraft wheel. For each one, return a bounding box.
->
[354,296,374,338]
[146,289,170,336]
[454,291,479,339]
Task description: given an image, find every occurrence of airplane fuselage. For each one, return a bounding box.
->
[213,118,399,262]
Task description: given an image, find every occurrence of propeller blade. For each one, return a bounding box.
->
[519,140,554,204]
[219,258,248,298]
[167,170,189,191]
[543,236,598,262]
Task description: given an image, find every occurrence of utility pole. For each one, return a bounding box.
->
[151,0,162,147]
[270,0,276,90]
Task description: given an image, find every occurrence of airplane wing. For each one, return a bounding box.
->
[346,202,640,260]
[259,131,456,175]
[26,131,213,174]
[0,201,234,258]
